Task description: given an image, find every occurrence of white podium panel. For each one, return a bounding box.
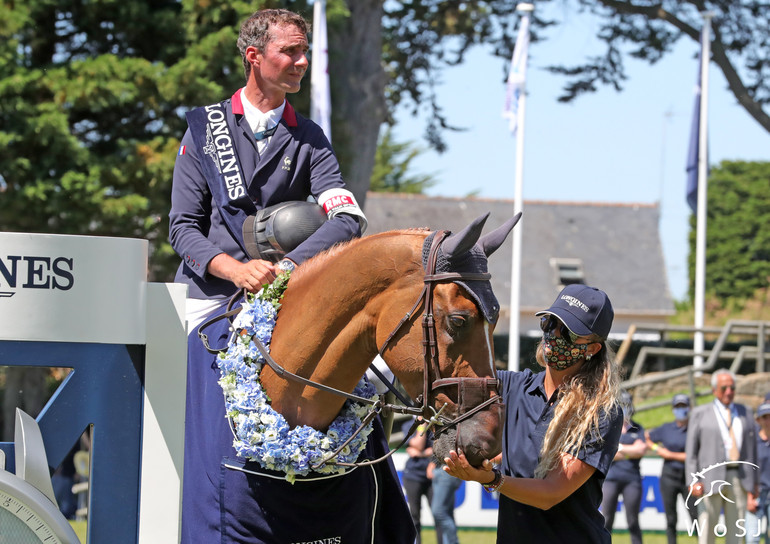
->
[0,233,148,344]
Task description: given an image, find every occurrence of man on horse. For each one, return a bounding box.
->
[169,8,383,544]
[169,8,367,329]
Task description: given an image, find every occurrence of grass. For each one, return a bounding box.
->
[70,521,86,542]
[633,389,714,431]
[417,529,698,543]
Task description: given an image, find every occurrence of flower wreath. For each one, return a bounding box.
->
[216,272,379,483]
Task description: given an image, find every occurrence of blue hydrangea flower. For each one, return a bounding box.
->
[216,289,379,483]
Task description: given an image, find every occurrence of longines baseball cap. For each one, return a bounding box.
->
[536,284,614,340]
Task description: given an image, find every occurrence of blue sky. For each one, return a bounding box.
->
[392,11,770,302]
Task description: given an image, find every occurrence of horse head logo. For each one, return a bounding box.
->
[685,461,759,507]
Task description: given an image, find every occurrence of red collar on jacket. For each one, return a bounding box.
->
[230,89,298,127]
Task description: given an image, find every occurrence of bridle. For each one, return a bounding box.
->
[376,230,503,440]
[198,229,504,468]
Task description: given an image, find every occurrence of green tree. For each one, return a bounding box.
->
[687,160,770,303]
[3,0,770,282]
[0,1,263,279]
[542,1,770,134]
[370,127,436,194]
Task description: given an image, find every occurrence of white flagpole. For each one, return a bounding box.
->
[507,3,532,372]
[310,0,332,142]
[693,13,713,369]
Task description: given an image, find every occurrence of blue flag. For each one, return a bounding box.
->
[686,25,708,212]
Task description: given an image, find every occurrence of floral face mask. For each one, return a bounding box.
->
[542,332,589,371]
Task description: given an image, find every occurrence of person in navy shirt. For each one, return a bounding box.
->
[646,393,696,544]
[746,402,770,544]
[601,390,647,544]
[442,284,624,543]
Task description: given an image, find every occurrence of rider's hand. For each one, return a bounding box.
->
[208,253,277,292]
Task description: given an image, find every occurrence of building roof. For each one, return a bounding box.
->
[363,192,675,334]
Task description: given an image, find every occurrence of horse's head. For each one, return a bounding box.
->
[378,213,520,467]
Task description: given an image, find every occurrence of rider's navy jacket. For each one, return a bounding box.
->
[497,369,623,543]
[169,89,360,300]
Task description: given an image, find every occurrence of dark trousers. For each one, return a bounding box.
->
[602,478,643,544]
[660,470,697,544]
[403,477,439,544]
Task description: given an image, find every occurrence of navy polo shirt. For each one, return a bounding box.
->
[401,420,433,484]
[497,369,623,544]
[757,434,770,493]
[605,420,645,482]
[648,421,688,477]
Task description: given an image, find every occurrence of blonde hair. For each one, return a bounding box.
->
[533,338,623,479]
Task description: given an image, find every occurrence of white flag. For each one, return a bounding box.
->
[310,0,332,142]
[503,13,530,135]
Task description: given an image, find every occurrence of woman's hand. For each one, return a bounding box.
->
[442,450,495,484]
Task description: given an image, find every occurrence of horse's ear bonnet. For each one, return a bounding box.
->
[422,213,521,324]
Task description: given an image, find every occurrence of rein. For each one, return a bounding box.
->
[198,229,503,469]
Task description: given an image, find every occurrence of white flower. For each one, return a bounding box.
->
[260,413,277,426]
[218,374,237,395]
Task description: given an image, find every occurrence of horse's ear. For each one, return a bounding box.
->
[442,213,490,260]
[478,213,522,257]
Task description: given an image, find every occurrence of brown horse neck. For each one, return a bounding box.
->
[261,230,428,430]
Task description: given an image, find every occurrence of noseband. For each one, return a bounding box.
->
[377,230,504,439]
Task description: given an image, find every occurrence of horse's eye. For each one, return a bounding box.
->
[447,315,467,331]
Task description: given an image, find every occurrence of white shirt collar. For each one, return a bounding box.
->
[240,89,285,134]
[714,399,734,413]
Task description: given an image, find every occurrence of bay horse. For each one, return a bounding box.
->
[182,213,519,543]
[262,213,518,467]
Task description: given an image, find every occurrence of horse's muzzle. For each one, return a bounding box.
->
[454,400,505,466]
[429,377,505,467]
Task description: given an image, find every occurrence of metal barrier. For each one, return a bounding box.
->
[618,320,770,412]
